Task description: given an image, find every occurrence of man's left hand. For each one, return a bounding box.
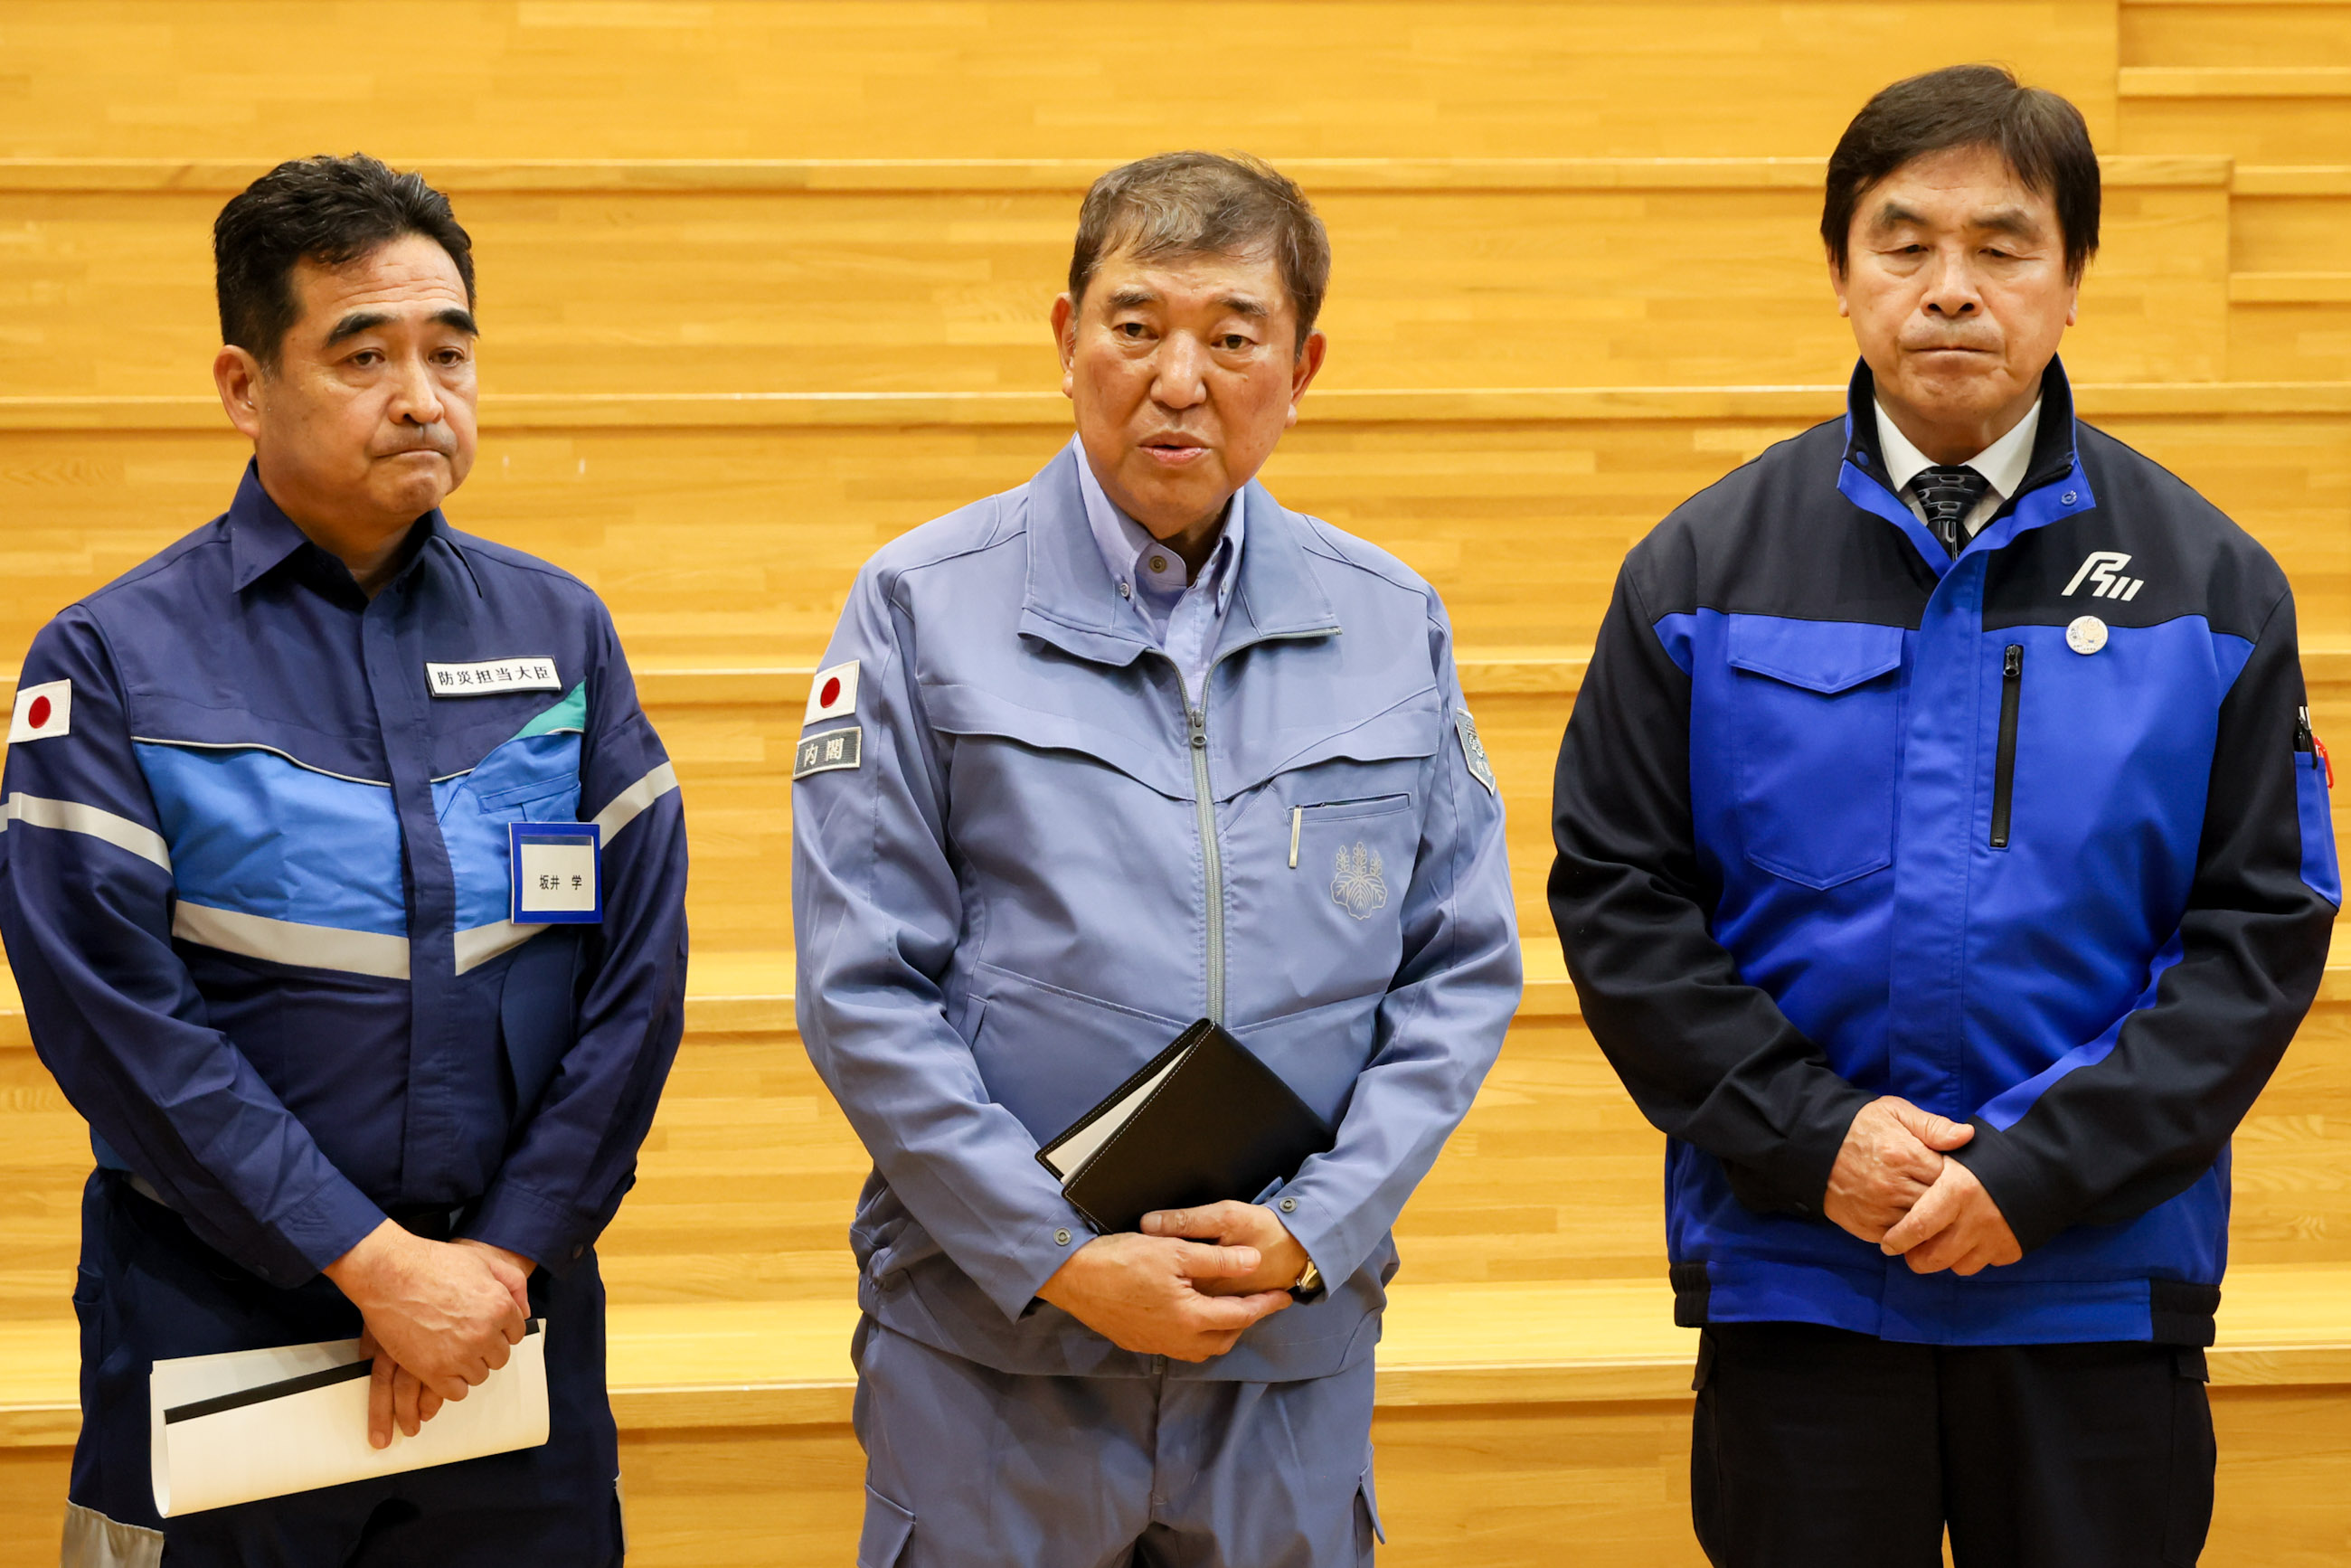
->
[361,1240,537,1449]
[1878,1157,2023,1276]
[1142,1201,1309,1296]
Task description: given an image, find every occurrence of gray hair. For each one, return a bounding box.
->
[1067,152,1331,351]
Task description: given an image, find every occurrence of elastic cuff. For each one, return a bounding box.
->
[463,1180,587,1274]
[1947,1120,2068,1255]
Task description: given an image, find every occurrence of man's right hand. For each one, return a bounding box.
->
[323,1220,530,1427]
[1037,1233,1293,1362]
[1822,1096,1975,1243]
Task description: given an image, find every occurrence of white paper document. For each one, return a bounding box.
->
[150,1322,550,1516]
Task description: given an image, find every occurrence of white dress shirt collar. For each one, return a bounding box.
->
[1874,397,2042,536]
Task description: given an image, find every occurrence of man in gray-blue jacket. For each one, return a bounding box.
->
[793,152,1521,1566]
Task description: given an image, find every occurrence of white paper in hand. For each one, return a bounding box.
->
[150,1323,550,1516]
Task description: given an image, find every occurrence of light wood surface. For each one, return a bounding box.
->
[2,2,2349,1562]
[0,161,2240,398]
[0,3,2124,163]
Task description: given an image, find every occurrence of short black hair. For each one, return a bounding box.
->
[1069,152,1331,352]
[214,154,475,367]
[1823,64,2100,281]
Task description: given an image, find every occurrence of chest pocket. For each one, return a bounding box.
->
[1726,615,1906,890]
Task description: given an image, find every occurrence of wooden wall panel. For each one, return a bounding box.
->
[0,2,2120,164]
[4,405,2340,672]
[2119,97,2351,165]
[2121,1,2351,69]
[0,175,2230,400]
[2232,304,2351,383]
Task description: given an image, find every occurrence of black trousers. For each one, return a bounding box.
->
[1691,1321,2215,1568]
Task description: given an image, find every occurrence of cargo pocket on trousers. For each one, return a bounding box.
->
[1355,1459,1386,1554]
[860,1483,915,1568]
[2162,1346,2215,1566]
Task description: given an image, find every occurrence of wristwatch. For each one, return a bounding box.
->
[1289,1257,1323,1302]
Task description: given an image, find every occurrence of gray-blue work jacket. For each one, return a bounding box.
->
[792,444,1521,1381]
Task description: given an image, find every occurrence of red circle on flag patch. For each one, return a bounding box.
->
[26,696,50,729]
[820,676,841,708]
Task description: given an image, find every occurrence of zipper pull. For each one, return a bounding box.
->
[2004,645,2023,680]
[1188,707,1206,749]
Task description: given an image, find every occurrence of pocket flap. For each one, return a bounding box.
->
[921,680,1193,799]
[1218,687,1443,800]
[1726,614,1904,694]
[859,1484,915,1568]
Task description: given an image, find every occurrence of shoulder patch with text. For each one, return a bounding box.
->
[426,657,562,697]
[794,724,864,779]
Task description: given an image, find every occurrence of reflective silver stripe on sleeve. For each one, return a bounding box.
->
[590,760,679,843]
[2,792,172,870]
[61,1500,163,1568]
[170,902,411,980]
[453,919,544,976]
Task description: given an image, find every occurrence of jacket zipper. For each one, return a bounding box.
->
[1159,628,1331,1026]
[1990,644,2023,849]
[1185,700,1225,1024]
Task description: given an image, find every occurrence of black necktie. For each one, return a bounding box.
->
[1908,465,1991,559]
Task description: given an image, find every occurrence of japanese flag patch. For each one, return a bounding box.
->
[8,679,71,743]
[806,661,859,725]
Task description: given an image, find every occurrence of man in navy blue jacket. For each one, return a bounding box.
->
[1553,67,2337,1566]
[0,156,686,1565]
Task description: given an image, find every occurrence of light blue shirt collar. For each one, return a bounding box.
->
[1070,436,1244,634]
[1070,436,1244,705]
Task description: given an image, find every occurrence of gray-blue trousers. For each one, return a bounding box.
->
[852,1318,1383,1567]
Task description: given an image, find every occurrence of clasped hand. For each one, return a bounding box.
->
[1825,1096,2022,1277]
[1036,1200,1308,1363]
[321,1222,535,1450]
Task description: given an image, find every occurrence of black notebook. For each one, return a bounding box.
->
[1035,1018,1336,1236]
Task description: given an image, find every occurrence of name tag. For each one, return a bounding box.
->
[509,822,602,924]
[429,658,561,697]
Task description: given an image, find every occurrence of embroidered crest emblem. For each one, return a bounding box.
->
[1331,842,1389,921]
[1455,708,1497,795]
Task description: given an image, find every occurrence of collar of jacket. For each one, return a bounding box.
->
[225,459,481,599]
[1015,440,1341,671]
[1835,354,2098,579]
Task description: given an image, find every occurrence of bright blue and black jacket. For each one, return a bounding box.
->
[0,465,688,1288]
[1551,360,2338,1346]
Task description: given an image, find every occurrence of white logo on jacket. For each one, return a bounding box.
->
[2063,551,2144,601]
[1332,842,1389,920]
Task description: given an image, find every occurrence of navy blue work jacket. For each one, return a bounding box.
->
[0,465,689,1288]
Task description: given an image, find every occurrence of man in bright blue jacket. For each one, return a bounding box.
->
[1553,68,2338,1567]
[0,156,686,1565]
[794,152,1521,1567]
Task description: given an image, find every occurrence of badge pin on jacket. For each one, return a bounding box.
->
[2067,616,2109,656]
